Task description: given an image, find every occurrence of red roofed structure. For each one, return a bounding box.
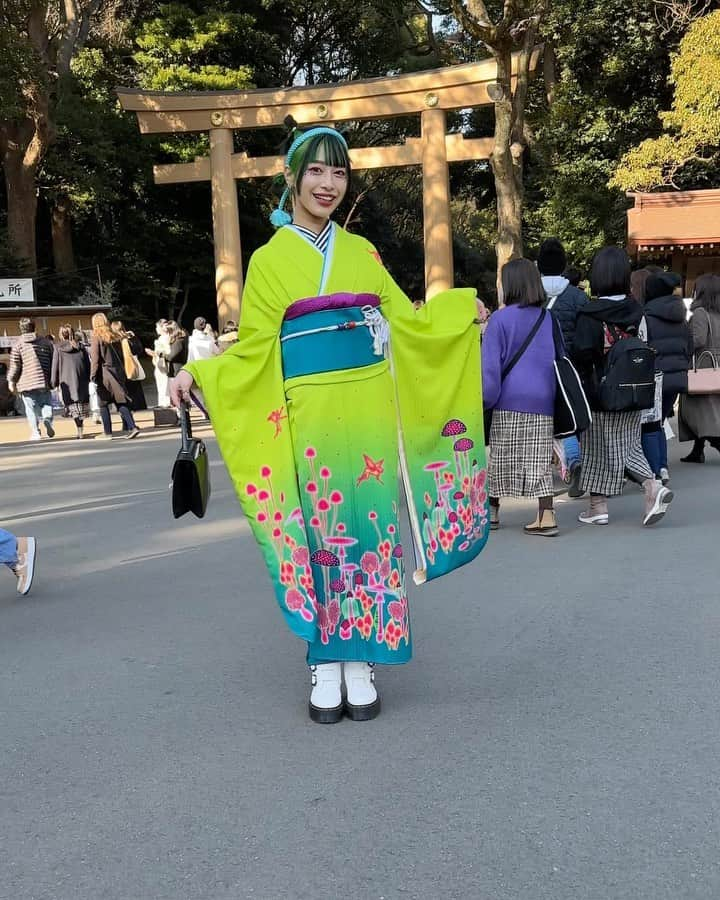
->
[627,189,720,294]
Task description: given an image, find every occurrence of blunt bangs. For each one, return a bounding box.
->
[292,132,351,190]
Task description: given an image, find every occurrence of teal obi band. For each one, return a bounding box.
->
[280,307,379,379]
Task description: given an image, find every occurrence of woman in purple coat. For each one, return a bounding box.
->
[482,259,558,536]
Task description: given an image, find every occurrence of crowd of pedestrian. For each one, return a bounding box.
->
[3,313,228,442]
[482,239,720,535]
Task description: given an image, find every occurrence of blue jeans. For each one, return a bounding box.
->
[641,423,666,476]
[21,389,53,437]
[0,528,18,568]
[564,435,581,469]
[99,404,136,435]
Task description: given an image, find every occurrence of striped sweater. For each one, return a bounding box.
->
[8,333,54,392]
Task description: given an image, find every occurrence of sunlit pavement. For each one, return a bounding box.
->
[2,423,719,900]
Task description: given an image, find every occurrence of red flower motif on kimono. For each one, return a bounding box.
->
[292,547,309,566]
[356,612,374,639]
[360,551,379,574]
[285,588,305,612]
[384,620,402,650]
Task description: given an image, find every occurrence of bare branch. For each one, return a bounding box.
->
[653,0,711,36]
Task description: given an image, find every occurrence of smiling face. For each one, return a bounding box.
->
[290,161,347,230]
[284,132,351,233]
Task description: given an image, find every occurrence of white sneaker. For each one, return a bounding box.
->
[659,467,670,486]
[578,509,609,525]
[11,537,37,595]
[643,483,674,527]
[343,662,381,721]
[309,663,343,724]
[29,432,41,441]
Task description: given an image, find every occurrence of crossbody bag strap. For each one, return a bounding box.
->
[501,308,546,380]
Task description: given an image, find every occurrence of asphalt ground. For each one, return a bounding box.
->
[1,422,719,900]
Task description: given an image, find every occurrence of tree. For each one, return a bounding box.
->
[0,1,106,270]
[611,9,720,191]
[448,0,546,291]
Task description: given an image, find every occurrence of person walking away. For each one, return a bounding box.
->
[186,316,217,417]
[0,529,36,595]
[170,125,490,724]
[164,321,188,377]
[90,313,140,440]
[7,318,55,441]
[146,320,171,407]
[537,238,589,498]
[640,272,692,482]
[111,320,148,413]
[187,317,219,362]
[571,246,672,527]
[51,324,91,438]
[678,273,720,462]
[483,258,559,536]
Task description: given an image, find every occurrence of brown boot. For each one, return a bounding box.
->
[524,508,559,537]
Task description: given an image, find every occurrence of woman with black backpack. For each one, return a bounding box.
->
[571,247,673,527]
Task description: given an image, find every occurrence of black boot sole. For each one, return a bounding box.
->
[344,697,381,721]
[680,455,705,464]
[308,702,344,724]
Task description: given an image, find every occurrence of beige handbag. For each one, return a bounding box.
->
[687,314,720,394]
[687,351,720,394]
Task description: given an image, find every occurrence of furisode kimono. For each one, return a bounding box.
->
[185,221,490,666]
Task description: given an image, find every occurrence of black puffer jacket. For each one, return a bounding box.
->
[543,282,589,354]
[643,285,692,396]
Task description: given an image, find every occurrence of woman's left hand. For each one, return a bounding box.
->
[475,298,489,323]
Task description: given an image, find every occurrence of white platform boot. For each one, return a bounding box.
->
[343,662,381,721]
[308,663,343,724]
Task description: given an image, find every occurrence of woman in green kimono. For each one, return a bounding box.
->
[171,126,490,723]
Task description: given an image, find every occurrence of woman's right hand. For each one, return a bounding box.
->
[170,370,195,408]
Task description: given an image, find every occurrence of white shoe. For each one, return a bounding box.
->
[343,662,381,721]
[659,467,670,485]
[30,432,41,441]
[578,509,608,525]
[309,663,343,724]
[643,482,674,527]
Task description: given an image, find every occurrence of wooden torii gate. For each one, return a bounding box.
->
[117,52,539,327]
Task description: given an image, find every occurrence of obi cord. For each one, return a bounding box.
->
[270,127,351,228]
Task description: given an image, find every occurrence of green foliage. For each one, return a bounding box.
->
[523,0,684,270]
[611,9,720,190]
[133,4,255,91]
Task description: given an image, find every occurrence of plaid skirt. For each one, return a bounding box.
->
[579,410,653,496]
[65,401,90,419]
[488,410,554,498]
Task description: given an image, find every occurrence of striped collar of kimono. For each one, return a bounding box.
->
[288,220,333,254]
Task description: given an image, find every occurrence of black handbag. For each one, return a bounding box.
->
[171,403,210,519]
[551,316,592,437]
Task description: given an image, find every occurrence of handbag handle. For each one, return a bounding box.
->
[179,401,193,451]
[694,349,720,372]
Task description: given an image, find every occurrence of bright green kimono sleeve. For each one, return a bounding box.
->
[376,252,489,583]
[184,252,318,642]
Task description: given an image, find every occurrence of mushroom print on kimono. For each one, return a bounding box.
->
[407,417,490,578]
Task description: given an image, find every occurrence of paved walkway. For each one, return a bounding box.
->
[1,425,719,899]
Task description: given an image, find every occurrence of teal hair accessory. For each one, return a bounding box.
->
[268,128,348,228]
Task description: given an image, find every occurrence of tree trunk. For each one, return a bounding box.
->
[51,200,76,273]
[491,46,524,301]
[2,128,41,271]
